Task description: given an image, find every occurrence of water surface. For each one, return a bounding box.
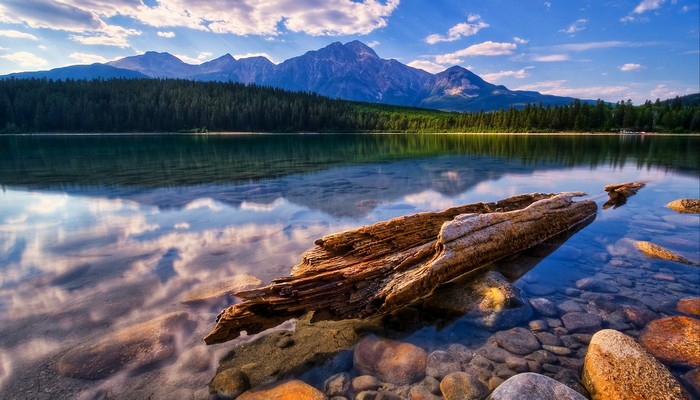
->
[0,134,698,398]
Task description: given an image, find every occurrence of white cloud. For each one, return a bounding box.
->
[425,14,489,44]
[0,51,48,68]
[69,52,107,64]
[366,40,380,48]
[173,51,214,65]
[0,0,400,52]
[0,29,38,40]
[157,31,175,38]
[435,41,517,64]
[544,41,650,52]
[513,36,529,44]
[561,18,587,34]
[622,0,666,22]
[649,84,695,100]
[481,68,529,82]
[514,80,634,100]
[407,60,447,74]
[633,0,666,14]
[532,54,569,62]
[619,63,642,72]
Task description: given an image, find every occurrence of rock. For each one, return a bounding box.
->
[561,312,602,333]
[424,271,532,329]
[489,372,587,400]
[635,241,697,266]
[504,356,529,373]
[237,380,327,400]
[324,372,350,397]
[409,385,441,400]
[575,277,619,293]
[209,368,250,399]
[439,371,489,400]
[623,306,659,329]
[535,331,564,347]
[640,316,700,368]
[446,343,472,365]
[180,274,262,304]
[677,298,700,317]
[542,345,572,356]
[57,312,188,379]
[352,375,381,393]
[492,327,541,355]
[353,335,427,385]
[525,349,559,365]
[477,344,512,363]
[528,319,548,331]
[667,198,700,214]
[425,351,461,380]
[557,300,585,314]
[582,329,685,399]
[529,298,559,317]
[415,376,441,395]
[356,391,378,400]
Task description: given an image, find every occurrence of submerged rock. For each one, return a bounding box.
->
[492,327,541,356]
[209,368,250,398]
[635,241,698,266]
[237,379,327,400]
[426,350,461,380]
[582,329,685,399]
[439,371,489,400]
[640,316,700,368]
[667,198,700,214]
[489,372,586,400]
[423,271,532,329]
[57,312,188,379]
[353,335,427,385]
[677,298,700,317]
[561,312,602,333]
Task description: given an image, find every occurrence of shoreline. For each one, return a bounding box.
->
[2,131,699,136]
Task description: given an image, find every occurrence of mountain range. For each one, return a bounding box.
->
[2,41,581,112]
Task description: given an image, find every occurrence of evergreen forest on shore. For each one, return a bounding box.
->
[1,78,698,134]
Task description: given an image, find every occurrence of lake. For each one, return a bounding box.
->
[0,133,698,399]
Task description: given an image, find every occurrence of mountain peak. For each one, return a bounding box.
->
[344,40,379,59]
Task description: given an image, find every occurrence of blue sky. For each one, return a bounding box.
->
[0,0,698,104]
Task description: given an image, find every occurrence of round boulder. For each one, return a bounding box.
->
[353,335,427,385]
[640,316,700,368]
[667,198,700,214]
[582,329,685,399]
[489,372,586,400]
[237,379,326,400]
[439,371,488,400]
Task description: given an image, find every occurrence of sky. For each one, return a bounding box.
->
[0,0,698,104]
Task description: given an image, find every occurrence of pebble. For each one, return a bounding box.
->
[640,316,700,368]
[535,331,564,347]
[352,375,381,393]
[492,327,541,355]
[353,335,427,385]
[529,298,559,317]
[325,372,350,397]
[542,345,572,356]
[524,284,556,296]
[525,350,558,365]
[209,368,250,399]
[446,343,472,365]
[528,319,548,331]
[583,329,685,400]
[575,277,619,293]
[425,351,461,380]
[478,344,511,363]
[557,300,585,314]
[489,372,587,400]
[439,371,489,400]
[561,312,603,333]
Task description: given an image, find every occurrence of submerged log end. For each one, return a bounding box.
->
[604,181,646,209]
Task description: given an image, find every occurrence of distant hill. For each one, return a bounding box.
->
[4,63,148,80]
[1,41,581,112]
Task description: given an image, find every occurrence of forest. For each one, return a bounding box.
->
[0,77,698,133]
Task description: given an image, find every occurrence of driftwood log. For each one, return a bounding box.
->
[603,181,645,209]
[205,192,597,344]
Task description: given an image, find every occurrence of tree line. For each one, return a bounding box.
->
[0,78,698,133]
